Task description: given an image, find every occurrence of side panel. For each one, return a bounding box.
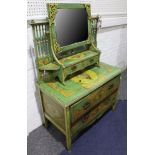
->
[42,93,65,130]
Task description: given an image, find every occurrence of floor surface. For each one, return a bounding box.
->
[27,100,127,155]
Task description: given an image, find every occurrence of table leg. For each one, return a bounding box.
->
[64,107,71,150]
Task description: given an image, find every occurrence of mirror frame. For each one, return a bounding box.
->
[47,3,93,53]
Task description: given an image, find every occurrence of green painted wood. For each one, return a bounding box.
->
[57,3,85,9]
[60,40,90,52]
[39,62,60,70]
[47,3,91,53]
[37,89,48,127]
[71,91,118,135]
[42,93,66,130]
[30,3,122,150]
[46,3,99,83]
[59,50,98,66]
[70,76,120,123]
[64,107,71,150]
[63,55,99,80]
[44,113,66,135]
[30,4,99,84]
[38,62,121,107]
[91,17,99,46]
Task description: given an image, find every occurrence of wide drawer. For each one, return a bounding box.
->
[70,76,120,123]
[71,92,118,135]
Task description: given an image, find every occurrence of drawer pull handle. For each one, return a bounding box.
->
[108,84,114,90]
[83,102,90,110]
[82,114,89,123]
[71,65,77,71]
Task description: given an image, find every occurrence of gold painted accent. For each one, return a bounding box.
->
[103,65,113,73]
[48,83,74,97]
[38,60,44,66]
[60,52,85,64]
[87,89,100,104]
[53,39,61,53]
[86,70,97,80]
[71,70,98,89]
[48,81,82,97]
[49,4,58,25]
[38,57,50,66]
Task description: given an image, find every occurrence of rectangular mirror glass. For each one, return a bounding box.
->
[55,9,88,47]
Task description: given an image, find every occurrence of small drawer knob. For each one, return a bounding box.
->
[71,65,77,71]
[82,114,89,123]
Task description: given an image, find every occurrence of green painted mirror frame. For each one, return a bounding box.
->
[47,3,100,84]
[47,3,93,53]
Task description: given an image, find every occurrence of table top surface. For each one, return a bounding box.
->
[39,63,122,107]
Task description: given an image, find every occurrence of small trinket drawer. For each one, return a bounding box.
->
[38,63,121,150]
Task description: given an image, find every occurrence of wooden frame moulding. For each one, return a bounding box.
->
[47,3,93,54]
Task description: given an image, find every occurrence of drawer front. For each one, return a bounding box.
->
[70,76,120,123]
[64,55,99,78]
[71,92,118,135]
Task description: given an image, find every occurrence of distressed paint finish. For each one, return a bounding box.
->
[35,56,122,151]
[30,3,122,150]
[64,107,71,150]
[47,3,92,53]
[38,63,121,107]
[59,51,97,66]
[71,91,118,135]
[37,62,121,150]
[38,63,121,150]
[45,3,100,83]
[91,16,98,46]
[63,55,99,80]
[30,21,53,82]
[42,93,65,130]
[70,76,120,123]
[30,5,99,84]
[39,63,60,70]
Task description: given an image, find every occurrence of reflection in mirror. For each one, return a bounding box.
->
[55,9,88,47]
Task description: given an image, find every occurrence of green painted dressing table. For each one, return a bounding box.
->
[30,3,121,150]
